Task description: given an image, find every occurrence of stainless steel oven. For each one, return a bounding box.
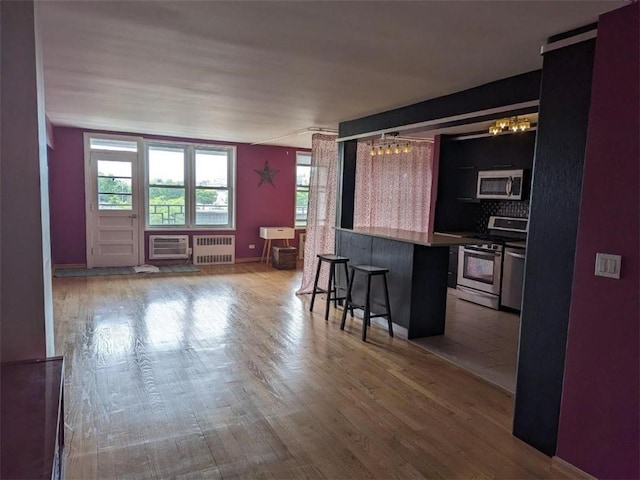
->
[457,244,503,309]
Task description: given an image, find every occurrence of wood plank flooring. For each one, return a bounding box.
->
[53,262,582,479]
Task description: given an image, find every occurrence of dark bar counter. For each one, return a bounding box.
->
[335,227,486,338]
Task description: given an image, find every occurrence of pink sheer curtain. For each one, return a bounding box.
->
[297,134,338,294]
[354,141,434,231]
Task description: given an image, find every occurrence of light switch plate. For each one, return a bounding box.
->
[595,253,621,279]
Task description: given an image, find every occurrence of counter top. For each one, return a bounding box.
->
[335,227,491,247]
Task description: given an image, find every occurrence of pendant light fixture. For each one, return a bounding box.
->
[488,116,530,135]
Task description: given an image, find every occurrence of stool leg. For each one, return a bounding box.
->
[310,259,322,312]
[362,274,371,342]
[340,270,355,331]
[325,264,334,321]
[382,273,394,338]
[342,263,354,317]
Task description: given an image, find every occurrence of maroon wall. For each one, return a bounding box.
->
[557,3,639,478]
[48,127,308,265]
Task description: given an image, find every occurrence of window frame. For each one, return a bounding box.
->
[295,151,311,228]
[145,141,237,230]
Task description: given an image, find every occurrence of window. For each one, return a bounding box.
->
[97,160,133,210]
[295,152,311,227]
[146,143,235,229]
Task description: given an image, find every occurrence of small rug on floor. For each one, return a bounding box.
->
[54,264,199,277]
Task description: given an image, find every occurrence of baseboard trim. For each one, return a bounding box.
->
[53,263,87,269]
[235,257,263,263]
[551,456,595,479]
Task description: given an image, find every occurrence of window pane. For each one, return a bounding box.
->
[90,138,138,152]
[98,193,132,210]
[148,146,185,185]
[296,189,308,224]
[195,150,228,187]
[297,152,311,166]
[98,177,132,195]
[148,186,185,225]
[296,165,311,187]
[195,189,228,225]
[98,160,132,178]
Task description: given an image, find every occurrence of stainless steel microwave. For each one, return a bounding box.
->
[476,169,524,200]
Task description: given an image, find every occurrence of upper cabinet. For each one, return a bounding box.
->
[434,130,536,232]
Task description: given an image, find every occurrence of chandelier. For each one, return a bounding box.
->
[369,133,413,156]
[488,116,531,135]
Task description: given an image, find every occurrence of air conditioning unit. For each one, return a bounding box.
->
[149,235,189,260]
[299,232,306,260]
[193,235,235,265]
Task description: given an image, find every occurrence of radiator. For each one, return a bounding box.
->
[149,235,189,260]
[299,232,306,259]
[193,235,235,265]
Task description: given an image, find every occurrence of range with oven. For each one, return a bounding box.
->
[456,216,528,310]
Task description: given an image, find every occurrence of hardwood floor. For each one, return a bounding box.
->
[54,263,581,479]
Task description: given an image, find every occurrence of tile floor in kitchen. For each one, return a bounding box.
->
[411,289,520,393]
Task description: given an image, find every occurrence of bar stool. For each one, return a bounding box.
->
[310,254,352,321]
[340,265,393,342]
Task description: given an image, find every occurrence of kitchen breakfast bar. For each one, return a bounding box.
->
[335,227,487,339]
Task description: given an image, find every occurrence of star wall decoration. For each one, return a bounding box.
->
[254,160,279,187]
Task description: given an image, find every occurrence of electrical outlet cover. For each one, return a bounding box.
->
[594,253,621,279]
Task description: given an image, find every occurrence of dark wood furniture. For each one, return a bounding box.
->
[310,254,351,321]
[1,356,65,480]
[340,264,393,341]
[336,227,490,339]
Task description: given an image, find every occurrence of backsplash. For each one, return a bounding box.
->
[478,200,529,232]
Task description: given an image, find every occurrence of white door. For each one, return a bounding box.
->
[87,149,141,268]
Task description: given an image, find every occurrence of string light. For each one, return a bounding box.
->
[369,133,413,156]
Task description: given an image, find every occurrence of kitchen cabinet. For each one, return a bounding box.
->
[455,165,479,202]
[434,132,536,233]
[448,246,459,288]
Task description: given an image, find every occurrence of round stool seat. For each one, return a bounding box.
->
[317,254,350,263]
[350,265,389,274]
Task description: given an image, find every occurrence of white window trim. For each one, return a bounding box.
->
[295,151,311,228]
[145,140,237,231]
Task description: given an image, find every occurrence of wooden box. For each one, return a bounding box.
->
[272,246,297,269]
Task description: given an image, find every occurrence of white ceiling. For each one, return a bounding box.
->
[38,1,627,148]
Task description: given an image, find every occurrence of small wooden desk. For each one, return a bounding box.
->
[259,227,295,263]
[1,356,65,480]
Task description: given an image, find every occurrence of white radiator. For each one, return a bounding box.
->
[193,235,235,265]
[299,232,306,259]
[149,235,189,259]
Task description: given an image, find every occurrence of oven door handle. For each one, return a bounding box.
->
[462,246,502,256]
[506,251,526,259]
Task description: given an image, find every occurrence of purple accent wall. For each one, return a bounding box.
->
[557,3,639,478]
[49,128,87,265]
[48,127,308,265]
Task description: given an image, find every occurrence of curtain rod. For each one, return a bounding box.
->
[251,127,337,146]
